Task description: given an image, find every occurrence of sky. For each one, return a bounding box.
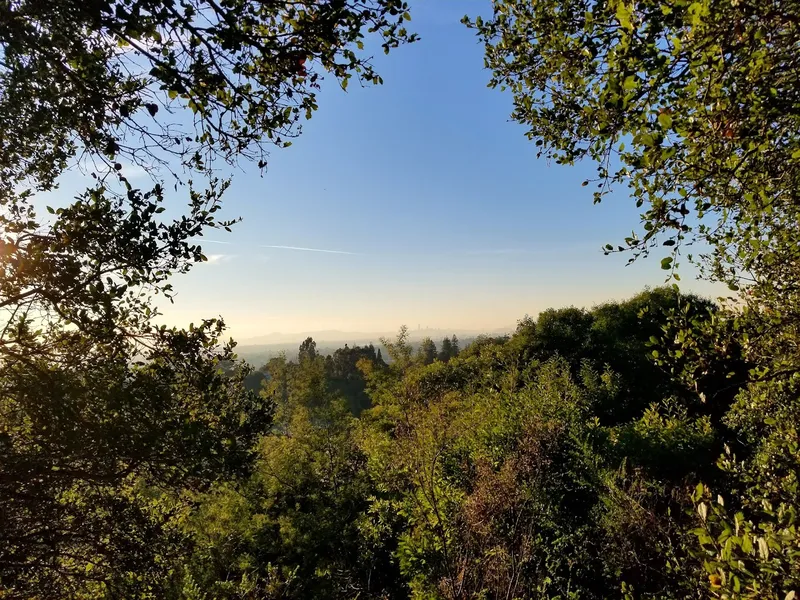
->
[62,1,724,341]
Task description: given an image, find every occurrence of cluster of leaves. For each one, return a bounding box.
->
[179,341,402,599]
[464,0,800,284]
[0,318,270,598]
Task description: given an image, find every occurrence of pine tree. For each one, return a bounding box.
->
[417,338,438,365]
[438,337,454,363]
[450,335,460,357]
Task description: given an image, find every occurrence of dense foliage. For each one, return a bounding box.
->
[175,288,757,599]
[2,0,799,598]
[464,1,800,597]
[0,0,414,597]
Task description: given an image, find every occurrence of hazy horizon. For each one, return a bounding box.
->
[235,325,514,346]
[209,277,724,342]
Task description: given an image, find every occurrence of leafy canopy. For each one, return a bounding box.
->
[464,0,800,294]
[1,0,417,195]
[0,0,415,597]
[465,2,800,597]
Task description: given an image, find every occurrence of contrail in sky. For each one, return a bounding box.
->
[258,245,357,255]
[201,239,589,258]
[202,239,357,255]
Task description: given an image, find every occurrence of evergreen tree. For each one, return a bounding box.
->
[439,336,458,362]
[417,337,438,365]
[298,337,318,363]
[450,334,460,357]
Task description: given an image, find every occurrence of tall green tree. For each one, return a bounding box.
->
[299,336,318,364]
[326,343,382,414]
[0,1,415,597]
[450,334,460,357]
[465,1,800,597]
[438,336,454,363]
[417,337,438,365]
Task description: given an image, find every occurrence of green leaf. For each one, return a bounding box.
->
[623,75,637,90]
[661,257,673,270]
[615,1,634,30]
[639,133,656,147]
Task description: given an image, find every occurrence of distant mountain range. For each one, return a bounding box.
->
[233,327,514,368]
[236,327,513,347]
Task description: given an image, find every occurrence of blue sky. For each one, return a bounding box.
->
[139,1,720,340]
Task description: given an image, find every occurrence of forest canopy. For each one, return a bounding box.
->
[1,0,799,598]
